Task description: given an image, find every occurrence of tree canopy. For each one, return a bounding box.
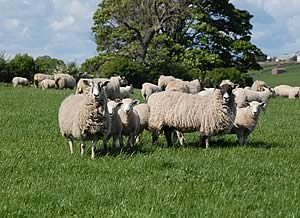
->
[92,0,263,73]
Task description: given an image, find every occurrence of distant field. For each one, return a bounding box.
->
[0,83,300,217]
[249,62,300,87]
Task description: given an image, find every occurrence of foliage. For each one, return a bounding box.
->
[0,51,9,82]
[80,55,109,77]
[7,53,36,82]
[92,0,263,73]
[35,55,65,74]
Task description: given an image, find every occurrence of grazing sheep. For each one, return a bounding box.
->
[33,73,54,88]
[12,77,30,87]
[230,101,266,145]
[234,87,274,107]
[141,82,162,102]
[120,84,134,99]
[133,103,150,143]
[58,80,111,159]
[165,79,190,93]
[118,98,140,147]
[40,79,56,90]
[158,75,176,90]
[54,73,76,89]
[147,84,236,148]
[274,85,300,99]
[106,100,123,148]
[251,80,267,91]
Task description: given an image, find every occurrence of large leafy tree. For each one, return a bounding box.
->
[35,55,65,74]
[92,0,263,72]
[8,53,36,81]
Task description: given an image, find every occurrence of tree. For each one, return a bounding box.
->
[92,0,263,73]
[35,55,65,74]
[8,53,36,81]
[0,51,9,82]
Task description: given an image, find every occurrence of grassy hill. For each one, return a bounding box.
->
[249,62,300,87]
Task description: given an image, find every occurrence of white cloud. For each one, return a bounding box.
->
[50,16,75,31]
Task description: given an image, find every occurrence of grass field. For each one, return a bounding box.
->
[1,70,300,217]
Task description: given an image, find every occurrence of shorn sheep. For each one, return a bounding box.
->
[58,80,111,159]
[141,82,162,102]
[133,103,150,143]
[274,85,300,99]
[33,73,54,88]
[230,101,266,145]
[54,73,76,89]
[147,84,236,148]
[158,75,176,90]
[12,77,30,87]
[106,100,123,148]
[41,79,56,90]
[120,84,134,99]
[118,98,140,147]
[234,87,274,107]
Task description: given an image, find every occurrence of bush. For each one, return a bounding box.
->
[200,67,253,87]
[0,53,9,83]
[8,54,36,82]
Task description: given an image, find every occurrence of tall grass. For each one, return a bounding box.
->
[0,84,299,217]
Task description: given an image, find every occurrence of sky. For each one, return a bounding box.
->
[1,0,299,64]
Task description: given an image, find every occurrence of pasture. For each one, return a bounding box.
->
[0,77,300,216]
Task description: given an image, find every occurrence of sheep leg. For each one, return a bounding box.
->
[112,135,117,148]
[200,135,209,148]
[80,139,85,156]
[91,139,98,159]
[176,131,184,146]
[151,130,159,145]
[164,129,173,147]
[119,135,124,148]
[68,139,74,154]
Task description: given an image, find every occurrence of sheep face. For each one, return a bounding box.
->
[83,80,109,100]
[107,100,123,117]
[219,84,234,104]
[121,98,139,114]
[249,101,266,117]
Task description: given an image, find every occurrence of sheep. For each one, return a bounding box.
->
[133,103,150,143]
[54,73,76,89]
[274,85,300,99]
[141,82,162,102]
[118,98,140,147]
[230,101,266,145]
[158,75,176,90]
[119,76,128,87]
[251,80,267,91]
[165,79,190,93]
[33,73,54,88]
[198,88,215,96]
[58,80,111,159]
[40,79,56,90]
[105,76,122,100]
[76,78,110,94]
[120,84,134,99]
[12,77,30,87]
[147,83,236,148]
[106,100,124,148]
[233,87,274,107]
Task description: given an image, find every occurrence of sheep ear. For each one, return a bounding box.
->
[116,102,123,107]
[241,102,250,108]
[102,80,110,87]
[115,98,122,103]
[82,79,90,86]
[260,102,267,111]
[133,100,139,105]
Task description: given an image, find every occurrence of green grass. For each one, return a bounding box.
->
[249,62,300,87]
[0,84,300,217]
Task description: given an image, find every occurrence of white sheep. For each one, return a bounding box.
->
[76,78,110,94]
[186,79,202,94]
[234,87,274,107]
[251,80,267,91]
[158,75,176,90]
[141,82,162,102]
[133,103,150,143]
[274,85,300,99]
[33,73,54,88]
[147,84,236,148]
[198,88,215,96]
[165,79,190,93]
[12,77,30,87]
[106,76,122,100]
[120,84,134,99]
[118,98,140,147]
[54,73,76,89]
[106,100,123,148]
[40,79,56,90]
[230,101,266,145]
[58,80,111,159]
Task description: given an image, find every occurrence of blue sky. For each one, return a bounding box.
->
[0,0,299,64]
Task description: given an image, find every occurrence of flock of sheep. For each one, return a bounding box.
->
[11,73,300,158]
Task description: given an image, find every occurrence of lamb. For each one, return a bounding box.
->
[234,87,274,107]
[165,79,190,93]
[120,84,134,99]
[58,80,111,159]
[158,75,176,90]
[54,73,76,89]
[33,73,54,88]
[12,77,30,87]
[147,83,236,148]
[141,82,162,102]
[40,79,56,90]
[230,101,266,145]
[118,98,140,147]
[106,100,123,148]
[274,85,300,99]
[133,103,150,143]
[251,80,267,91]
